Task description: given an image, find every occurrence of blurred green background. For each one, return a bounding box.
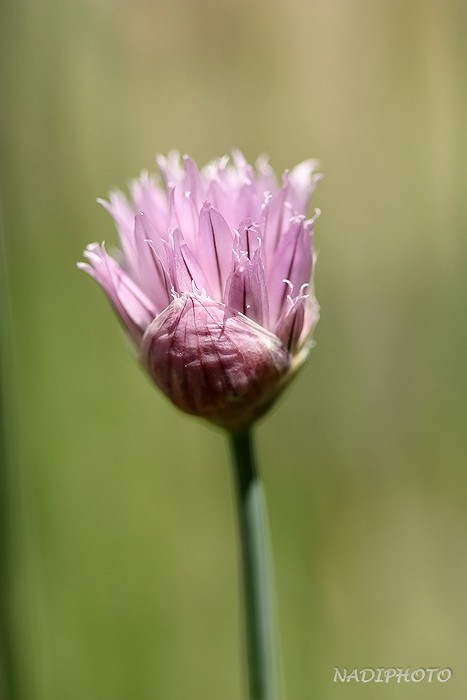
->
[1,0,467,698]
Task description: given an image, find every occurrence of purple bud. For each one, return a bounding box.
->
[141,294,290,430]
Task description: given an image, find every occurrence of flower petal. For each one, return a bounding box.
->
[268,216,315,324]
[287,159,321,214]
[261,184,292,271]
[255,155,278,194]
[225,248,268,326]
[197,202,234,300]
[134,213,172,311]
[130,172,169,237]
[166,229,210,295]
[167,184,199,251]
[238,219,262,259]
[156,151,184,187]
[97,192,138,274]
[183,155,206,210]
[275,289,318,350]
[79,243,156,343]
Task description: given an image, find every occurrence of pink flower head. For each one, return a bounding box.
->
[79,152,321,430]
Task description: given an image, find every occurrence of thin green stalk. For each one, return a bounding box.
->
[0,353,18,700]
[0,203,19,699]
[229,428,284,700]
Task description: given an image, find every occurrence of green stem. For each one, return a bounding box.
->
[0,362,18,700]
[229,429,283,700]
[0,206,19,700]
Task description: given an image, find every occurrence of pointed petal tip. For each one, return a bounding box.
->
[201,199,213,211]
[310,208,321,224]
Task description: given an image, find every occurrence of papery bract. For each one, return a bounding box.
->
[79,152,321,430]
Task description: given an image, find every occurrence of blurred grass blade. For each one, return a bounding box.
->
[0,198,20,700]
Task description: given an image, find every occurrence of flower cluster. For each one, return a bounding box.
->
[79,152,320,430]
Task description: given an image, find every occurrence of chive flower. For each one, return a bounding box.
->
[79,152,320,430]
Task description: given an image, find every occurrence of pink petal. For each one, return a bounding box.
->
[183,156,206,210]
[225,248,268,326]
[197,202,234,301]
[275,292,319,362]
[79,243,156,343]
[255,155,278,194]
[235,181,263,225]
[268,217,313,325]
[130,172,169,236]
[300,293,320,346]
[156,151,184,187]
[98,192,138,274]
[134,214,172,311]
[166,229,211,295]
[167,184,199,251]
[231,150,255,183]
[237,219,262,259]
[261,184,291,271]
[287,160,321,214]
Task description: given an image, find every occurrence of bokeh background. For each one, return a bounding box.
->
[1,0,467,698]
